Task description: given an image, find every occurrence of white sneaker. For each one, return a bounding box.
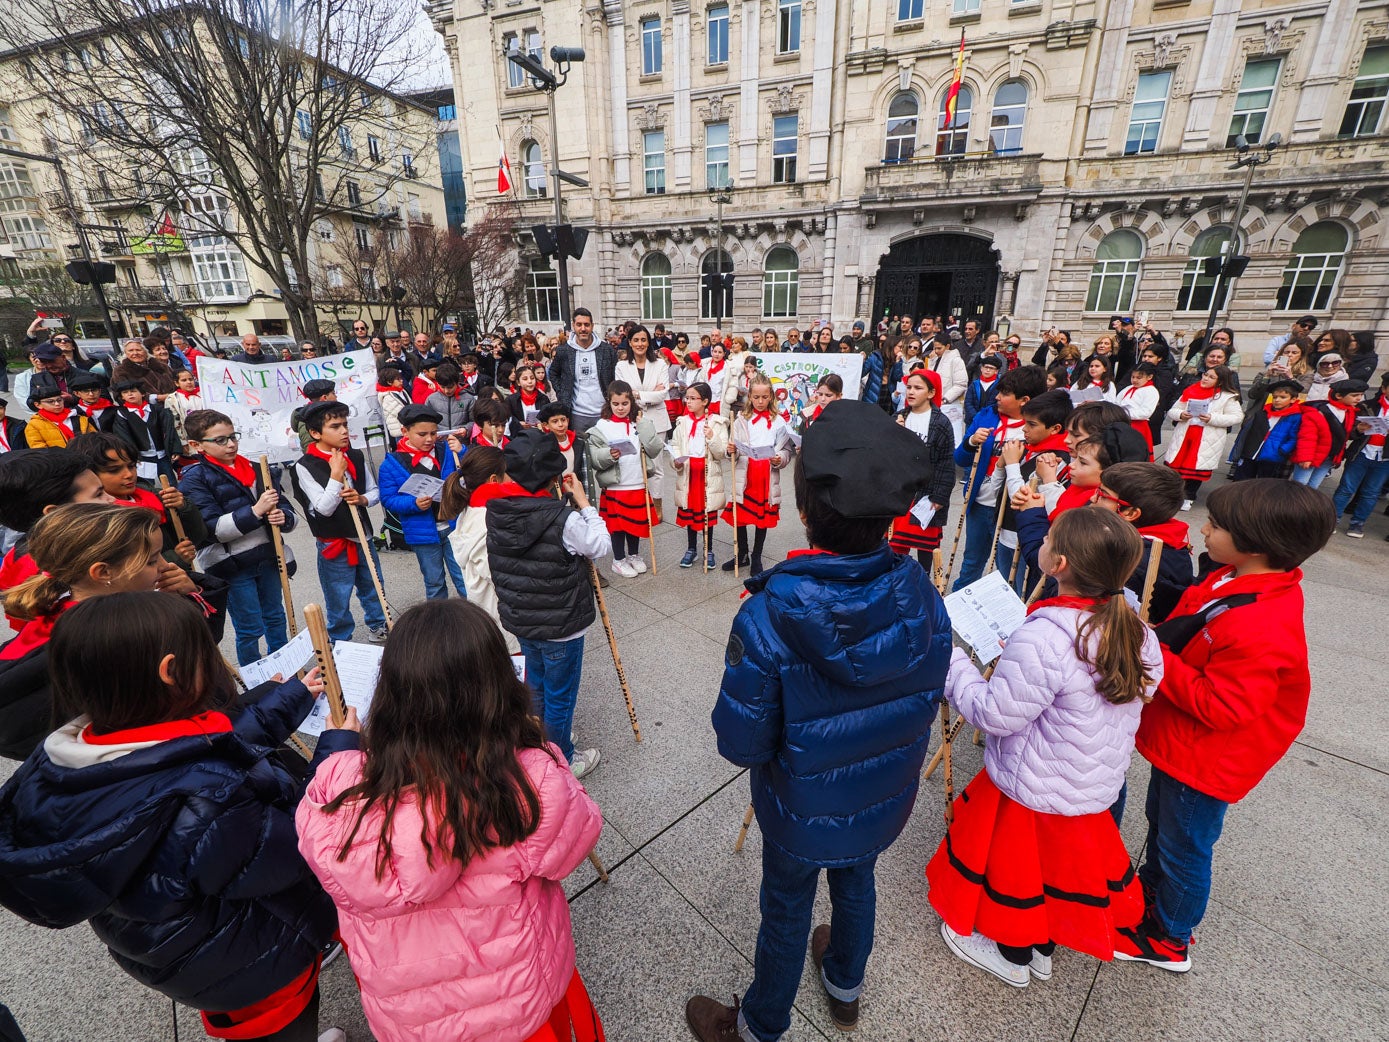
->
[1029,949,1053,981]
[628,555,648,574]
[571,748,602,779]
[940,922,1029,988]
[611,559,637,578]
[318,1030,347,1042]
[1180,499,1193,512]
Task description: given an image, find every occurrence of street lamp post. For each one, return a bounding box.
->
[1196,133,1283,356]
[709,183,732,327]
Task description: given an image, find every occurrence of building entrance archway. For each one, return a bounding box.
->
[872,233,999,331]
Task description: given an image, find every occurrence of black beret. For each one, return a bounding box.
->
[1099,422,1153,466]
[301,379,336,399]
[801,399,934,518]
[1330,378,1369,397]
[503,428,565,493]
[397,404,442,428]
[1261,379,1303,397]
[111,379,144,394]
[299,400,343,431]
[67,370,105,391]
[26,372,62,405]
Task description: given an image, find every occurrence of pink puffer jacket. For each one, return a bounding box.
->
[296,745,603,1042]
[948,605,1163,816]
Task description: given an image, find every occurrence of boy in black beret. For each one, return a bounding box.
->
[1231,378,1304,481]
[68,370,117,433]
[689,400,952,1042]
[487,429,611,779]
[378,404,465,599]
[110,378,181,484]
[291,378,337,449]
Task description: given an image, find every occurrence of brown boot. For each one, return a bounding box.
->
[811,925,861,1031]
[685,995,741,1042]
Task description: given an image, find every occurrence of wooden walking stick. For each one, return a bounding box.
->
[346,477,393,631]
[1138,536,1164,623]
[931,547,947,596]
[588,563,642,742]
[729,442,740,579]
[587,850,610,882]
[982,491,1008,577]
[1004,475,1040,590]
[158,474,187,542]
[733,802,756,852]
[638,442,658,575]
[944,450,979,585]
[258,455,298,636]
[303,604,348,728]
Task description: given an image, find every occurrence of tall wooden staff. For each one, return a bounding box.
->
[589,564,642,742]
[982,492,1008,577]
[1138,537,1164,623]
[303,604,348,728]
[702,424,714,575]
[638,442,659,575]
[733,802,757,853]
[345,475,393,631]
[258,455,297,636]
[158,474,187,542]
[728,436,741,580]
[944,450,979,585]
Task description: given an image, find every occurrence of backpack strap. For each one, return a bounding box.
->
[1153,592,1259,655]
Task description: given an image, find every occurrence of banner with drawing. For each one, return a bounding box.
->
[749,353,865,428]
[197,349,384,462]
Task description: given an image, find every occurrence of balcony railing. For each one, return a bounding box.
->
[862,151,1044,204]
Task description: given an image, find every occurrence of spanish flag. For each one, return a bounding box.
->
[943,31,967,128]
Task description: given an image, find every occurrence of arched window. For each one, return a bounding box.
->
[522,140,546,198]
[762,246,799,319]
[701,250,734,321]
[1085,229,1143,312]
[1175,226,1237,312]
[640,253,672,321]
[989,80,1027,154]
[1277,222,1349,311]
[884,91,919,163]
[526,258,560,322]
[935,85,971,156]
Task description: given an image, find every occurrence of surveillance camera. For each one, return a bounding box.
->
[1266,132,1283,150]
[549,46,585,64]
[1234,135,1250,153]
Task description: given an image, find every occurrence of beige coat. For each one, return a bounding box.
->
[614,356,674,434]
[721,351,753,412]
[728,413,793,508]
[671,412,729,512]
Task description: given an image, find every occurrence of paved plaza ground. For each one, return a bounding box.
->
[1,459,1386,1041]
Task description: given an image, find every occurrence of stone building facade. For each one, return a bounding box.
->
[431,0,1389,347]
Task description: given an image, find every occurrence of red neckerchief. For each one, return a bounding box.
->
[82,710,233,745]
[174,389,200,400]
[706,359,726,379]
[0,598,76,661]
[201,452,258,488]
[115,487,168,523]
[1371,397,1389,449]
[1120,383,1149,401]
[37,408,74,437]
[1137,518,1191,551]
[687,413,706,440]
[1047,483,1096,520]
[395,436,437,471]
[1025,431,1071,459]
[986,416,1025,476]
[123,402,151,421]
[1027,594,1105,616]
[608,417,633,435]
[750,410,774,429]
[520,388,539,406]
[471,429,508,449]
[554,431,575,452]
[439,386,462,400]
[486,480,553,502]
[78,398,113,419]
[304,441,357,483]
[1181,383,1217,402]
[978,375,997,388]
[0,425,7,452]
[1264,400,1300,419]
[461,372,479,389]
[786,548,838,560]
[375,383,401,393]
[468,481,515,508]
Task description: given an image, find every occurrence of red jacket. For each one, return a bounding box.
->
[1137,567,1310,803]
[1290,400,1355,467]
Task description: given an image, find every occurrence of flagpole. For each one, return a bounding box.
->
[945,30,966,154]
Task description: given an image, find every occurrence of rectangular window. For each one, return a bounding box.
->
[708,5,729,65]
[777,0,801,54]
[353,222,371,251]
[952,0,981,14]
[337,125,355,156]
[296,110,312,140]
[526,30,542,63]
[642,18,663,75]
[407,193,421,221]
[401,153,416,178]
[505,35,524,89]
[367,135,382,162]
[346,180,362,207]
[190,246,251,300]
[772,114,798,184]
[1125,70,1171,155]
[705,121,730,190]
[643,130,666,195]
[527,262,561,323]
[1227,58,1280,147]
[1339,44,1389,138]
[898,0,925,19]
[437,104,456,121]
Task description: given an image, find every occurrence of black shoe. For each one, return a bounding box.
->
[811,925,860,1030]
[750,554,764,575]
[721,554,750,573]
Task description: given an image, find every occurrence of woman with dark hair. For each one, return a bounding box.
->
[815,326,835,353]
[298,599,604,1042]
[861,339,895,410]
[1183,326,1238,367]
[1178,344,1241,399]
[1309,328,1353,367]
[1346,329,1379,383]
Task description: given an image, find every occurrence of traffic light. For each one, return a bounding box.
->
[702,272,734,295]
[65,259,117,285]
[531,223,587,260]
[1201,255,1251,279]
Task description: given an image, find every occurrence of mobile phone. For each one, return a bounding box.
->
[1137,310,1150,327]
[40,317,65,330]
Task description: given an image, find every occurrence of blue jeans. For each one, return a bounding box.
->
[225,558,289,666]
[951,499,998,592]
[518,635,585,763]
[739,842,878,1042]
[316,540,387,641]
[1291,461,1334,489]
[1333,452,1389,526]
[412,532,465,599]
[1137,767,1229,941]
[994,543,1030,595]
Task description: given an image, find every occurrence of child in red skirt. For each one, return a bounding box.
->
[721,374,791,574]
[889,369,954,569]
[1162,365,1242,511]
[926,507,1163,987]
[587,380,663,579]
[671,381,728,570]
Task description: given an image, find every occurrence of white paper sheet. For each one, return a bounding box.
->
[1184,398,1211,418]
[1360,414,1389,436]
[296,640,385,737]
[735,441,775,460]
[1068,386,1104,405]
[910,498,938,527]
[609,437,638,457]
[238,628,316,689]
[398,472,445,501]
[943,571,1029,665]
[511,653,526,684]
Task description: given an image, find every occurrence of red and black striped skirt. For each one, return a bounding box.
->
[599,487,657,537]
[721,457,778,529]
[889,499,943,554]
[926,769,1142,960]
[676,458,718,531]
[1165,425,1211,482]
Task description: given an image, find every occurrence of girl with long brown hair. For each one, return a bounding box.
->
[926,507,1163,988]
[297,599,604,1042]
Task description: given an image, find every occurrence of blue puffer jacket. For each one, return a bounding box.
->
[378,448,457,547]
[180,457,297,579]
[712,545,951,866]
[0,679,357,1011]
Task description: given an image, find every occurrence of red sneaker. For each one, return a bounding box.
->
[1114,922,1191,972]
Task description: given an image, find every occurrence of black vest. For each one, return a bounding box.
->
[294,448,370,540]
[487,495,595,641]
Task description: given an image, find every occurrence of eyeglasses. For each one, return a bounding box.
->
[52,338,73,345]
[201,433,241,446]
[1092,487,1131,510]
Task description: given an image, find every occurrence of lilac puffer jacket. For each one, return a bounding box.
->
[296,745,602,1042]
[948,605,1164,816]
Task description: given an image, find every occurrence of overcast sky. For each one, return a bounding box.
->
[402,3,453,92]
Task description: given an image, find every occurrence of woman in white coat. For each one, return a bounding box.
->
[930,334,969,444]
[614,324,673,513]
[442,444,520,653]
[1163,365,1243,511]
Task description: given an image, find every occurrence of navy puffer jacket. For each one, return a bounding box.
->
[712,545,951,866]
[0,678,356,1011]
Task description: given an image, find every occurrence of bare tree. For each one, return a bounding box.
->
[305,223,390,335]
[459,204,525,335]
[0,262,97,331]
[3,0,429,342]
[393,224,474,334]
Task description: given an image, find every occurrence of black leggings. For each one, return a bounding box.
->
[612,531,641,560]
[997,941,1057,966]
[1183,478,1204,501]
[734,526,767,557]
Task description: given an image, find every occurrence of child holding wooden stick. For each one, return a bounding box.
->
[927,508,1163,987]
[587,380,662,579]
[670,381,728,570]
[721,373,792,575]
[441,446,519,653]
[0,592,356,1042]
[296,599,604,1042]
[889,369,955,569]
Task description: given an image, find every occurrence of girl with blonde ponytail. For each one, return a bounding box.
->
[925,506,1164,988]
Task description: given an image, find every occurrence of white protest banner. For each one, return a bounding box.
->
[197,349,384,462]
[750,353,865,429]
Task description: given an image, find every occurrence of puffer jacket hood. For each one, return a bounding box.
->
[715,545,951,866]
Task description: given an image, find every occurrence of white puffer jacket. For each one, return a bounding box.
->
[947,605,1163,816]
